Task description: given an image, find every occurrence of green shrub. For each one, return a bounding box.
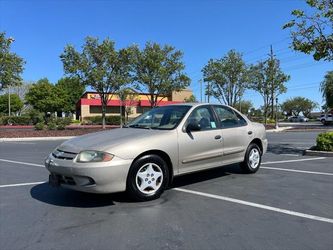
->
[83,115,122,125]
[71,119,81,124]
[55,117,72,126]
[316,132,333,151]
[57,123,66,130]
[0,116,32,125]
[35,122,45,130]
[47,121,57,130]
[25,109,44,125]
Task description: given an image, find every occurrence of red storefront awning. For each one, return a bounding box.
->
[78,98,182,107]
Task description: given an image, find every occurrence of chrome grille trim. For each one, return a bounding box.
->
[52,149,77,160]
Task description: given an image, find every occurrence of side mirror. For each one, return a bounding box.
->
[186,121,201,132]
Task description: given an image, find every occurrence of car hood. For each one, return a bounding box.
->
[58,128,166,154]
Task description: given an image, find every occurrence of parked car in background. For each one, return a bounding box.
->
[45,103,267,201]
[319,114,333,125]
[288,116,309,122]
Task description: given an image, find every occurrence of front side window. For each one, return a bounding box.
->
[186,106,217,131]
[213,106,247,128]
[128,105,191,130]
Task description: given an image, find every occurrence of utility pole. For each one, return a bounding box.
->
[199,79,202,103]
[8,86,11,116]
[269,45,277,128]
[207,82,210,103]
[275,97,279,129]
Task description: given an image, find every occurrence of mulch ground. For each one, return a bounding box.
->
[0,128,114,138]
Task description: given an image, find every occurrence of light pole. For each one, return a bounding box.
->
[275,97,279,129]
[7,37,15,118]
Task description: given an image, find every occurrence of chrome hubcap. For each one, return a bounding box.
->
[249,148,260,169]
[135,163,163,194]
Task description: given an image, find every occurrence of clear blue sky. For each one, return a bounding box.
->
[1,0,331,110]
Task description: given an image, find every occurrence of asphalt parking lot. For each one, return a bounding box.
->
[0,131,332,250]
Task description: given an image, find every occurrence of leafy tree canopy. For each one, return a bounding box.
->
[0,93,23,114]
[248,56,290,123]
[132,42,190,107]
[184,94,197,103]
[0,32,25,90]
[60,37,132,128]
[25,78,67,115]
[55,77,85,113]
[202,50,248,106]
[283,0,333,61]
[233,100,253,114]
[281,96,318,117]
[321,71,333,108]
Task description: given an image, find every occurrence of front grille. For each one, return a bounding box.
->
[52,149,77,160]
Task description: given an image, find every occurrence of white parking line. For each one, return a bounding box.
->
[0,158,44,167]
[174,188,333,224]
[261,167,333,176]
[261,157,326,165]
[0,181,45,188]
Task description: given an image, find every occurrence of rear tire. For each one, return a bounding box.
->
[240,143,262,174]
[126,154,169,201]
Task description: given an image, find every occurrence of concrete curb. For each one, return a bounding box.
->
[0,136,75,142]
[266,127,293,133]
[304,149,333,157]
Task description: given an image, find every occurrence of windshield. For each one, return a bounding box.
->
[127,105,191,130]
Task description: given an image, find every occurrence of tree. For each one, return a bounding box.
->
[184,94,197,102]
[0,93,23,114]
[283,0,333,61]
[0,32,25,90]
[25,78,66,117]
[132,42,190,108]
[61,37,132,128]
[248,55,290,124]
[281,97,318,117]
[233,100,253,114]
[55,77,85,114]
[321,71,333,108]
[202,50,248,106]
[118,88,139,124]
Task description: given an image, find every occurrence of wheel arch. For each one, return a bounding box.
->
[249,138,263,155]
[131,150,174,185]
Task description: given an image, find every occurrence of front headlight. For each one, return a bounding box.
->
[76,150,114,163]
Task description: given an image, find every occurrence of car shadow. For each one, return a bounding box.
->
[267,143,305,155]
[30,164,245,207]
[171,163,245,188]
[30,183,121,207]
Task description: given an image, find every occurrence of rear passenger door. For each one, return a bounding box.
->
[213,106,250,165]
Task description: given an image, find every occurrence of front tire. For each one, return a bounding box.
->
[240,143,262,174]
[127,154,169,201]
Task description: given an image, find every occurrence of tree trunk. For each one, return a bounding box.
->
[101,97,107,129]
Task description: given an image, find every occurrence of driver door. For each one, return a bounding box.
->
[177,106,223,174]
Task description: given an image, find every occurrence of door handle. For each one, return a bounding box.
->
[248,131,253,135]
[215,135,222,140]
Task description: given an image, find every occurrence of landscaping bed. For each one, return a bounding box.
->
[0,127,116,138]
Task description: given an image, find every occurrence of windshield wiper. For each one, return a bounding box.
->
[128,124,151,129]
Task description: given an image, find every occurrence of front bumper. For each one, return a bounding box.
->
[262,139,268,154]
[45,153,133,194]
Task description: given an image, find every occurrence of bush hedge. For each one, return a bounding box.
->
[0,116,32,125]
[316,132,333,152]
[83,116,122,125]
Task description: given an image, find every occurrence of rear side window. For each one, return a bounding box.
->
[213,106,247,128]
